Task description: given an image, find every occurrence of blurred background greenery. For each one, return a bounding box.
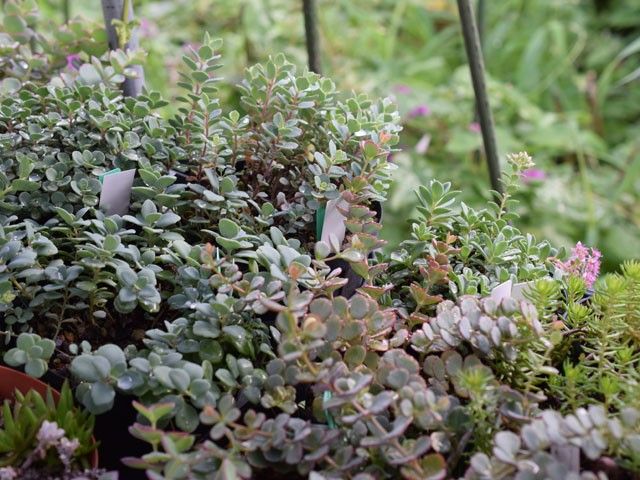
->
[26,0,640,270]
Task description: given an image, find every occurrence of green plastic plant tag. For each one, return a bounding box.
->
[322,390,336,429]
[99,168,122,184]
[316,205,326,239]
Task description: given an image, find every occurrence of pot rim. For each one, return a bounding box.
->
[0,365,99,469]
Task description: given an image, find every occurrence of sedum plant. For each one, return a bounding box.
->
[0,28,397,380]
[465,405,640,480]
[379,152,558,315]
[2,3,640,479]
[3,333,54,378]
[0,0,142,92]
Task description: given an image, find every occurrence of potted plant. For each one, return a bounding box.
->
[1,4,397,474]
[0,366,107,479]
[3,3,640,479]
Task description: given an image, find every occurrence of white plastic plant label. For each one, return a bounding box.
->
[321,198,348,253]
[99,169,136,216]
[490,279,513,303]
[511,281,537,302]
[491,279,538,302]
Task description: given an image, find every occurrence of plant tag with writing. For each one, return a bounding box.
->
[99,169,136,216]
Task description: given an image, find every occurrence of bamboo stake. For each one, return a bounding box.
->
[302,0,322,74]
[100,0,144,97]
[457,0,502,194]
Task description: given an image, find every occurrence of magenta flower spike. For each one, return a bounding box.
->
[521,168,546,183]
[556,241,602,288]
[394,84,412,95]
[468,122,481,133]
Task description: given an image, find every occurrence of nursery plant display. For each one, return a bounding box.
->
[2,1,640,480]
[31,0,640,269]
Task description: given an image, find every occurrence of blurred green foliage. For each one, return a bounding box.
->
[35,0,640,269]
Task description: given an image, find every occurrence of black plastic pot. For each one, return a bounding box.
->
[326,200,383,299]
[41,370,148,479]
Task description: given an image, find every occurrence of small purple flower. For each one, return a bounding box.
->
[36,420,65,449]
[468,122,481,133]
[65,54,81,71]
[407,104,431,118]
[393,84,412,95]
[58,437,80,467]
[521,168,546,183]
[556,241,602,288]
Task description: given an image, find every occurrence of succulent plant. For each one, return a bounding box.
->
[3,333,55,378]
[379,154,558,314]
[0,382,95,473]
[3,3,640,479]
[465,406,640,480]
[411,296,544,360]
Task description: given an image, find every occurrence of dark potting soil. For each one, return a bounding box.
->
[42,369,148,479]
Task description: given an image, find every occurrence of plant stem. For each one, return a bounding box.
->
[352,401,424,475]
[456,0,502,196]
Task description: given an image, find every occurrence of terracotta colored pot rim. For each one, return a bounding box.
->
[0,365,99,468]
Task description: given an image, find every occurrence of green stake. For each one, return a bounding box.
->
[302,0,322,74]
[322,391,336,429]
[456,0,502,195]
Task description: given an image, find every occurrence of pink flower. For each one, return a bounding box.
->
[556,242,602,288]
[65,54,81,71]
[407,104,431,118]
[468,122,481,133]
[521,168,546,183]
[394,84,412,95]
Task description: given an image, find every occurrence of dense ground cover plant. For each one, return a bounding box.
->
[31,0,640,269]
[2,2,640,479]
[0,5,399,416]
